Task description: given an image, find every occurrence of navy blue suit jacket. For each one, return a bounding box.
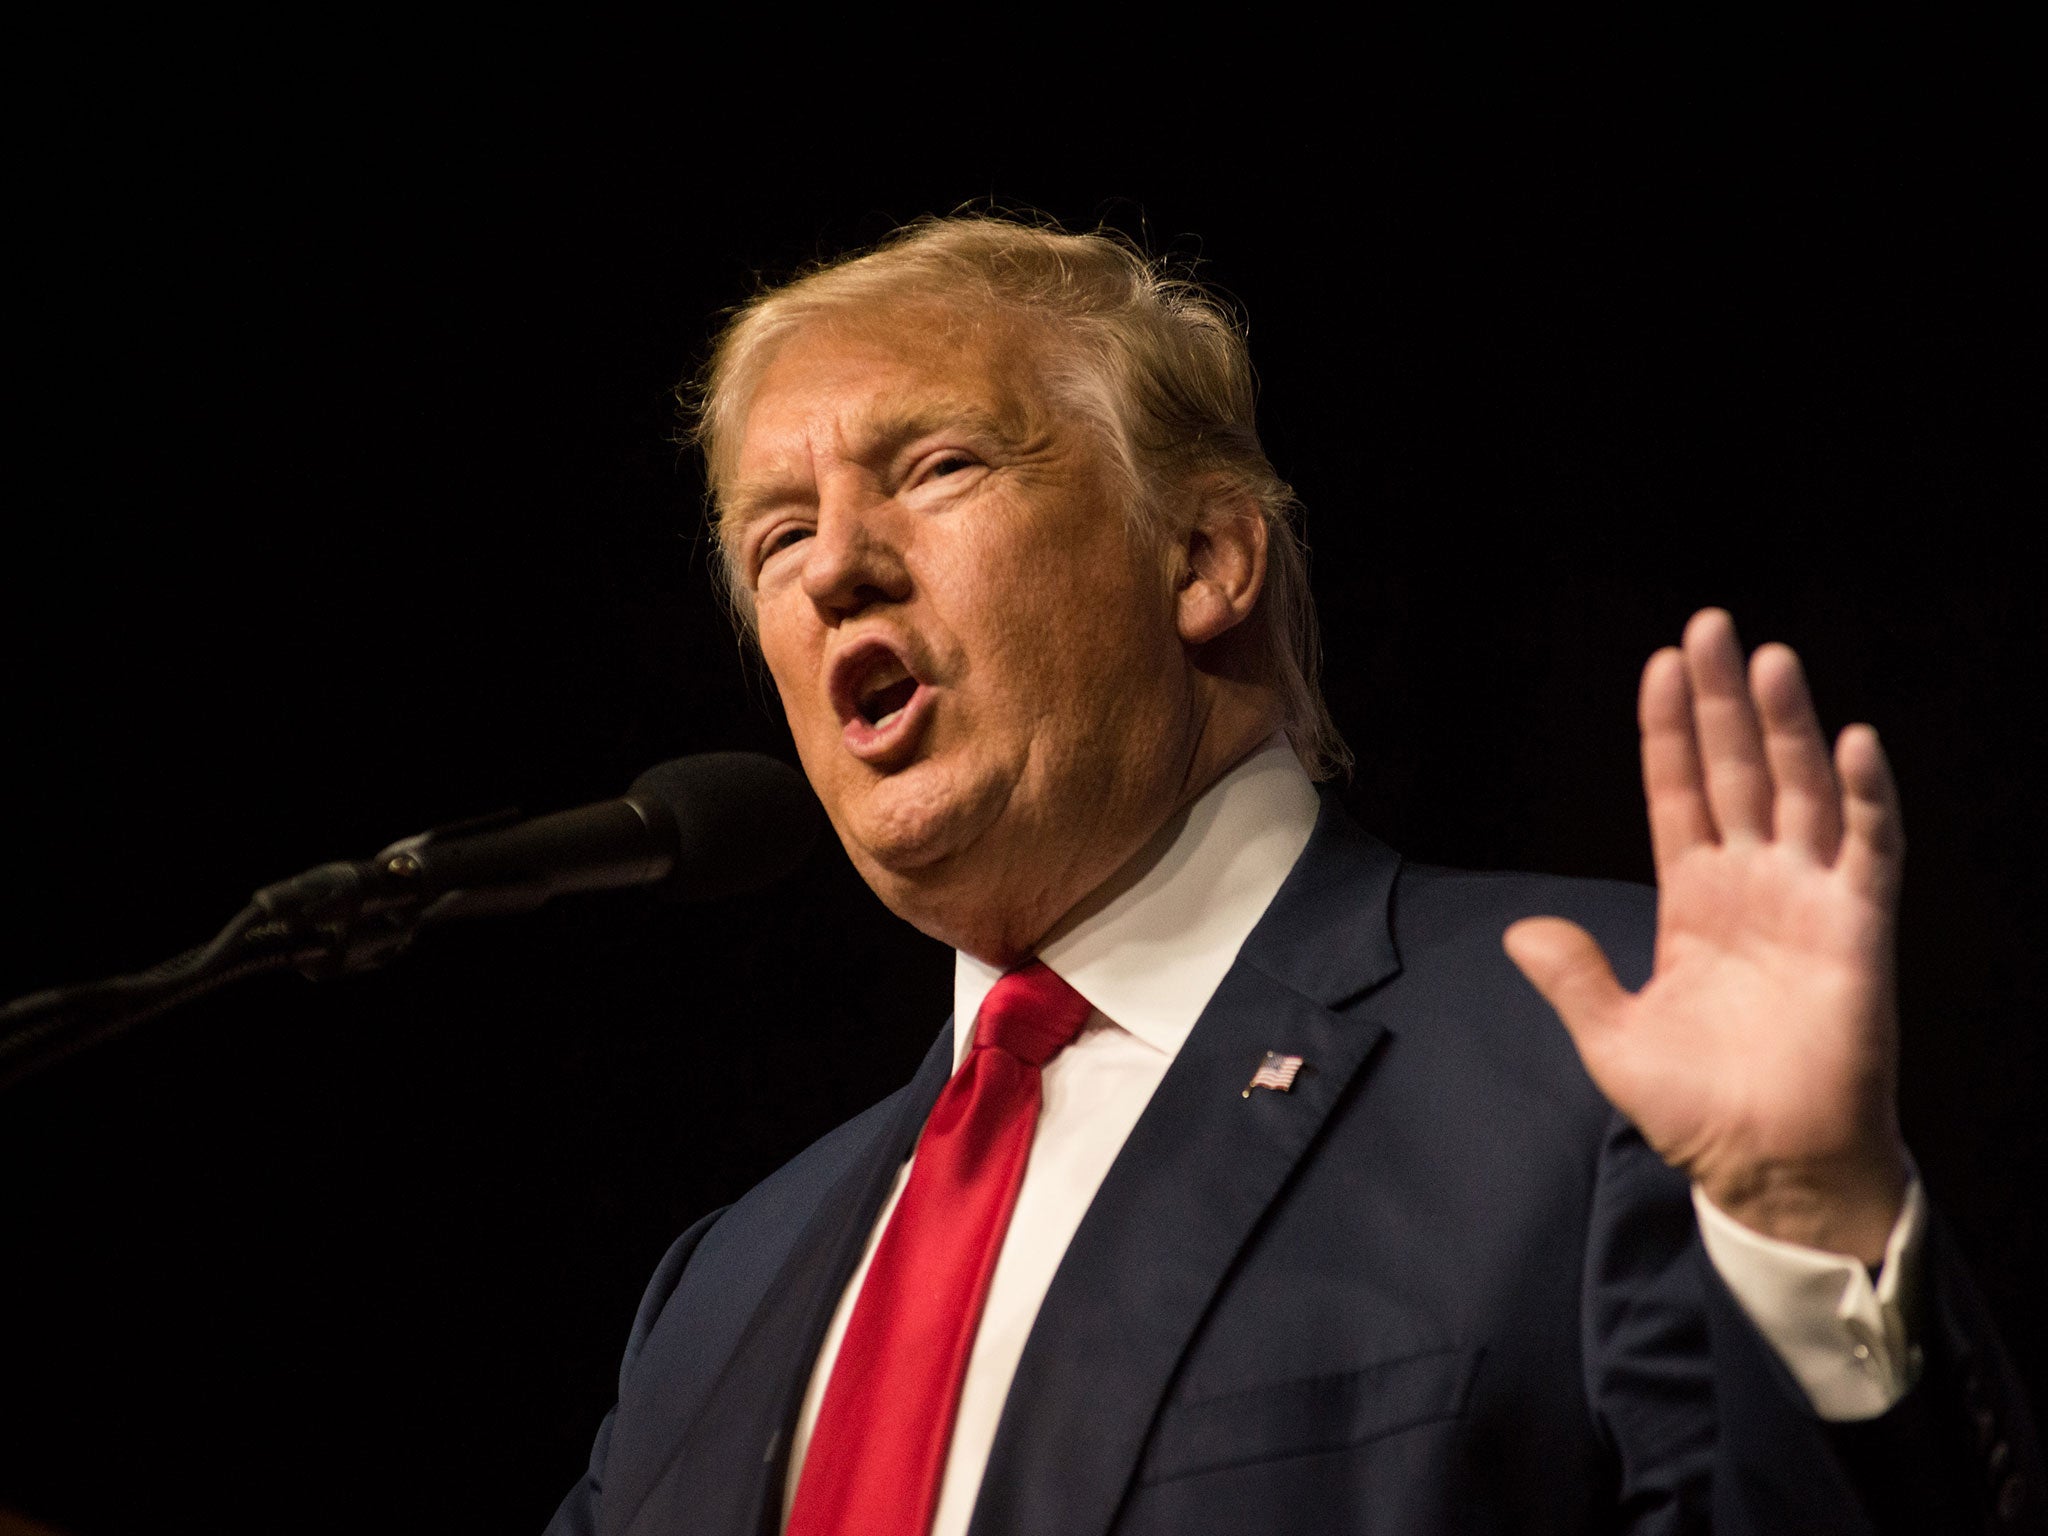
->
[549,797,2040,1534]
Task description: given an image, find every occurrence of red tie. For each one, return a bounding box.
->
[786,961,1093,1536]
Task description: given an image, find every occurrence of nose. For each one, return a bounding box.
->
[800,476,912,620]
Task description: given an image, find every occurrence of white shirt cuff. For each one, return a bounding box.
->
[1692,1176,1926,1422]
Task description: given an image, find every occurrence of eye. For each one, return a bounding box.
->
[751,523,812,578]
[911,449,983,487]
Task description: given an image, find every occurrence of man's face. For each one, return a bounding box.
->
[723,305,1201,960]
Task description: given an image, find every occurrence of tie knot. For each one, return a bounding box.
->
[972,961,1092,1068]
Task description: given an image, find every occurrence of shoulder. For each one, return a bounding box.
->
[669,1078,916,1297]
[625,1016,950,1348]
[617,1089,908,1369]
[1256,799,1656,1107]
[599,1059,941,1487]
[1341,860,1656,1133]
[1392,862,1657,990]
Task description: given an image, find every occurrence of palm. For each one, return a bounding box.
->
[1625,828,1893,1176]
[1505,609,1908,1263]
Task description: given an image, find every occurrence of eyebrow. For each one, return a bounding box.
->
[719,395,1026,535]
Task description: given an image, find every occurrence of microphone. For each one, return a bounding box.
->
[253,752,825,927]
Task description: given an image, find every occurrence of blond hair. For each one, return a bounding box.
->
[685,214,1350,781]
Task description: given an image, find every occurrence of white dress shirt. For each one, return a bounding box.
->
[782,736,1924,1535]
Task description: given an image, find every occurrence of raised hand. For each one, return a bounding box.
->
[1504,609,1911,1266]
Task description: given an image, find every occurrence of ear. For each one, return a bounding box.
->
[1173,488,1268,647]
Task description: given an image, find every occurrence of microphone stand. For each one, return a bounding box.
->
[0,810,530,1092]
[2,752,816,1091]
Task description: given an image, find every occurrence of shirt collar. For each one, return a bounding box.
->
[951,734,1320,1068]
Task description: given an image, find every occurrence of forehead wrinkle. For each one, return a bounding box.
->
[715,309,1066,553]
[842,378,1035,465]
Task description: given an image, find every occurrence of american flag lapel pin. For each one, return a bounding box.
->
[1242,1051,1305,1098]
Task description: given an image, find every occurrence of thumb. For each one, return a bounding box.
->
[1503,917,1628,1054]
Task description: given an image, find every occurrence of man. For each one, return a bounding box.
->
[547,216,2038,1533]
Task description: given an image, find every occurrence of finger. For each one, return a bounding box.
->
[1682,608,1772,842]
[1836,724,1905,901]
[1639,646,1715,871]
[1751,643,1844,861]
[1503,916,1629,1060]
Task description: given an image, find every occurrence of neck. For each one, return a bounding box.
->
[947,682,1284,968]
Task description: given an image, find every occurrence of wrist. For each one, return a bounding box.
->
[1695,1143,1911,1268]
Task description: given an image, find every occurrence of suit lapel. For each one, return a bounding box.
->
[968,800,1403,1536]
[617,1021,958,1536]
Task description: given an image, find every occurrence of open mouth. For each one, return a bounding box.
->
[830,639,932,760]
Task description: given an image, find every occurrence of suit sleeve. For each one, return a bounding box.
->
[543,1207,728,1536]
[1705,1203,2044,1535]
[1582,1111,2043,1534]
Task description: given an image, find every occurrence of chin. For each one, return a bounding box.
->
[839,758,1004,879]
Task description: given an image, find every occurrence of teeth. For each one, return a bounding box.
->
[871,708,903,730]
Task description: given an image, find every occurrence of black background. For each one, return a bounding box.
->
[3,58,2043,1536]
